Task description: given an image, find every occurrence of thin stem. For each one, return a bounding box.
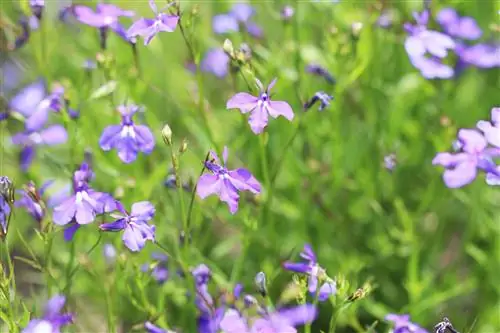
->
[259,135,272,225]
[292,0,304,105]
[305,286,321,333]
[168,146,187,244]
[1,239,16,332]
[44,224,55,296]
[186,152,210,232]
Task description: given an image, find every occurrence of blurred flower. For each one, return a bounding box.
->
[100,201,155,252]
[432,129,500,188]
[227,78,294,134]
[30,0,45,20]
[377,10,393,28]
[11,125,68,171]
[103,243,117,264]
[99,104,155,164]
[191,264,224,333]
[145,322,175,333]
[201,48,230,77]
[283,244,337,301]
[15,180,54,223]
[384,154,397,171]
[73,3,134,28]
[212,3,262,38]
[281,6,294,21]
[436,8,482,40]
[254,271,267,296]
[456,43,500,69]
[13,16,31,50]
[22,295,74,333]
[127,0,178,45]
[404,10,455,79]
[477,107,500,148]
[0,195,11,239]
[305,64,336,84]
[385,314,427,333]
[141,252,169,283]
[303,92,334,112]
[196,147,261,214]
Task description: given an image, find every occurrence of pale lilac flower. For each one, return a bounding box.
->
[11,125,68,171]
[99,104,155,164]
[30,0,44,20]
[22,295,74,333]
[436,8,482,40]
[127,0,179,45]
[196,147,261,214]
[227,78,294,134]
[281,6,294,21]
[384,154,397,171]
[283,244,337,301]
[201,48,231,78]
[103,243,117,265]
[212,3,262,38]
[306,64,336,84]
[477,107,500,147]
[141,252,169,283]
[432,129,500,188]
[385,314,428,333]
[73,3,134,28]
[100,201,156,252]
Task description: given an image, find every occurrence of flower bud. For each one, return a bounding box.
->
[179,138,188,154]
[162,124,173,145]
[255,271,267,296]
[223,39,235,57]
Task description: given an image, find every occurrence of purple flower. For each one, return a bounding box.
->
[436,8,482,40]
[385,314,428,333]
[283,244,337,302]
[0,195,11,238]
[384,154,397,171]
[145,322,175,333]
[15,181,53,223]
[141,252,169,283]
[201,48,231,78]
[377,10,393,28]
[103,243,117,265]
[477,107,500,148]
[432,129,500,188]
[100,201,156,252]
[196,147,261,214]
[281,6,295,21]
[127,0,179,45]
[22,295,74,333]
[74,3,134,28]
[227,78,294,134]
[306,64,336,84]
[457,43,500,69]
[303,92,334,112]
[99,104,155,164]
[11,125,68,171]
[212,3,262,38]
[404,11,455,79]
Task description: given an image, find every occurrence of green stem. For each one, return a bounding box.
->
[259,135,272,225]
[44,225,55,296]
[305,284,321,333]
[1,239,17,332]
[186,152,210,233]
[169,146,187,244]
[292,0,303,105]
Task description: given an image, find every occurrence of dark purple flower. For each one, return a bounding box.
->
[404,11,455,79]
[304,92,334,111]
[11,125,68,171]
[477,107,500,148]
[306,64,336,84]
[227,78,294,134]
[74,3,134,28]
[127,0,179,45]
[15,181,53,223]
[13,16,31,50]
[201,48,230,78]
[100,201,156,252]
[436,8,482,40]
[99,104,155,164]
[212,3,262,38]
[22,295,74,333]
[385,314,428,333]
[283,244,337,301]
[196,147,261,214]
[432,129,500,188]
[0,195,11,238]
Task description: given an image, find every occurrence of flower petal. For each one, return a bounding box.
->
[53,197,77,225]
[443,160,477,188]
[99,125,123,151]
[277,304,318,327]
[226,93,259,113]
[100,218,127,232]
[127,18,154,38]
[131,201,155,221]
[134,125,155,153]
[458,129,487,153]
[40,125,68,145]
[248,106,268,134]
[228,168,261,194]
[267,101,294,121]
[63,223,81,242]
[196,174,221,199]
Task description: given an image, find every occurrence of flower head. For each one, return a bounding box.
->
[456,43,500,69]
[141,252,169,283]
[201,48,231,78]
[306,64,336,84]
[384,154,397,171]
[0,195,11,239]
[15,180,53,223]
[22,295,74,333]
[385,314,428,333]
[212,3,262,38]
[127,0,179,45]
[74,3,134,28]
[283,244,337,301]
[100,201,156,252]
[99,104,155,163]
[227,78,294,134]
[433,129,500,188]
[196,147,261,214]
[304,92,334,112]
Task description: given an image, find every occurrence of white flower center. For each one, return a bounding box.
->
[29,133,43,144]
[104,16,114,25]
[32,320,53,333]
[120,125,136,139]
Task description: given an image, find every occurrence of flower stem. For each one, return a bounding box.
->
[259,134,272,225]
[1,238,17,332]
[186,152,210,232]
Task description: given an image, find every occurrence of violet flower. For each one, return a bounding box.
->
[304,92,334,112]
[385,314,428,333]
[196,147,261,214]
[477,107,500,148]
[456,43,500,69]
[99,104,155,164]
[384,154,397,172]
[432,129,500,188]
[127,0,179,45]
[74,3,134,28]
[145,322,175,333]
[227,78,294,134]
[436,8,482,40]
[22,295,74,333]
[100,201,156,252]
[103,243,117,265]
[141,252,169,283]
[404,10,456,79]
[11,125,68,172]
[201,48,231,78]
[30,0,44,20]
[15,180,53,223]
[306,64,336,84]
[0,195,10,238]
[212,3,262,38]
[281,6,295,21]
[191,264,224,333]
[283,244,337,301]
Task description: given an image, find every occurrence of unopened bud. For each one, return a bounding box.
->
[255,271,267,296]
[179,138,188,153]
[223,39,234,57]
[162,124,173,145]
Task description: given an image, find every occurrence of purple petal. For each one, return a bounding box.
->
[44,295,65,318]
[405,36,426,57]
[117,137,139,163]
[282,262,310,274]
[477,120,500,148]
[131,201,155,221]
[127,18,154,38]
[300,244,317,262]
[53,196,77,225]
[148,0,157,13]
[245,22,263,38]
[20,146,36,172]
[96,4,134,17]
[63,223,81,241]
[317,281,336,301]
[212,14,239,34]
[230,3,254,22]
[248,107,268,134]
[100,218,127,231]
[277,304,318,327]
[145,321,169,333]
[226,93,259,113]
[196,174,221,199]
[9,79,46,116]
[443,160,477,188]
[159,15,179,32]
[75,200,96,224]
[486,167,500,186]
[26,105,50,132]
[410,55,454,79]
[134,125,155,153]
[39,125,68,145]
[99,125,122,150]
[74,6,107,27]
[228,168,261,194]
[458,129,487,153]
[201,48,230,78]
[267,78,278,92]
[492,107,500,125]
[220,309,248,333]
[267,101,294,121]
[123,222,155,252]
[432,152,468,167]
[436,8,458,27]
[220,179,240,214]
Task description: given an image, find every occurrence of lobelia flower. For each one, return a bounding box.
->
[212,3,262,38]
[384,154,397,172]
[11,125,68,171]
[385,314,428,333]
[227,78,294,134]
[100,201,156,252]
[74,3,134,29]
[303,92,334,112]
[201,48,231,78]
[0,195,11,239]
[196,147,261,214]
[219,304,318,333]
[99,104,155,163]
[281,5,295,21]
[22,295,74,333]
[103,243,117,265]
[283,244,337,302]
[12,16,31,50]
[404,10,456,79]
[436,8,482,40]
[15,180,54,223]
[141,252,169,283]
[126,0,179,45]
[306,64,336,84]
[432,129,500,188]
[191,264,224,333]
